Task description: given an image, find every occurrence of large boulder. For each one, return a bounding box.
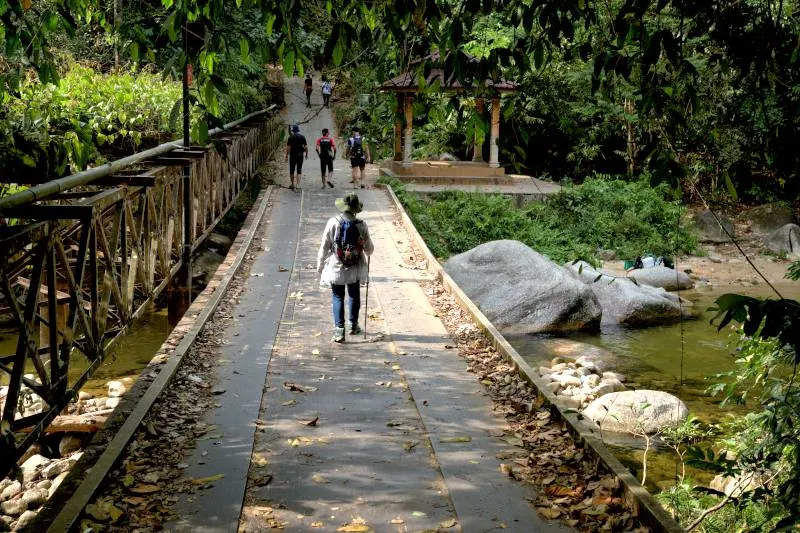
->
[745,203,795,235]
[582,390,689,434]
[628,266,693,291]
[764,223,800,257]
[566,261,685,327]
[444,240,602,334]
[694,210,734,243]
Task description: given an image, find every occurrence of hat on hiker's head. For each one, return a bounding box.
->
[322,128,329,135]
[335,193,363,214]
[291,124,300,133]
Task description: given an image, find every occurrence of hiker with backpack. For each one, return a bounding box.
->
[315,128,337,189]
[304,74,313,107]
[321,79,333,107]
[316,193,374,343]
[284,124,308,190]
[345,128,370,189]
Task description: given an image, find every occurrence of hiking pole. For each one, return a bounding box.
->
[363,255,370,339]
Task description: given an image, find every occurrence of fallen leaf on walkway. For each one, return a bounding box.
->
[282,399,299,406]
[541,475,556,485]
[212,388,226,395]
[411,511,426,517]
[390,518,404,524]
[501,434,524,447]
[391,424,417,432]
[439,518,458,528]
[86,499,124,522]
[129,484,160,494]
[278,265,289,272]
[314,332,322,337]
[536,507,562,519]
[284,382,307,392]
[252,453,269,467]
[391,365,401,371]
[545,485,582,498]
[122,474,135,487]
[299,416,319,427]
[311,521,325,528]
[336,526,372,533]
[253,474,273,487]
[500,464,513,476]
[122,496,146,506]
[190,473,225,485]
[311,349,320,355]
[440,436,472,443]
[311,474,329,484]
[142,472,160,483]
[403,441,417,452]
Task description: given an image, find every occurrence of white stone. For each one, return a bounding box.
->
[551,363,568,372]
[576,355,608,373]
[559,396,582,409]
[105,397,121,409]
[59,434,84,457]
[48,472,68,499]
[78,391,93,401]
[551,374,582,388]
[602,371,626,382]
[35,480,51,491]
[106,380,127,398]
[582,390,689,434]
[544,382,561,395]
[20,455,49,485]
[0,498,26,517]
[20,489,47,509]
[585,374,601,387]
[576,366,593,377]
[1,481,22,502]
[14,509,37,530]
[538,366,552,377]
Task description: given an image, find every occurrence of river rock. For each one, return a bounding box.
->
[745,203,795,234]
[0,499,25,517]
[709,472,762,497]
[42,458,72,480]
[545,382,561,395]
[58,434,85,457]
[20,455,49,485]
[551,374,582,388]
[582,390,689,434]
[13,509,37,531]
[603,371,627,382]
[35,480,51,491]
[764,224,800,257]
[575,355,608,374]
[207,232,233,252]
[20,489,47,510]
[106,380,127,398]
[105,397,121,409]
[48,472,68,499]
[444,240,602,334]
[628,266,693,292]
[0,482,21,503]
[592,377,625,396]
[694,210,734,243]
[567,261,686,326]
[78,391,93,401]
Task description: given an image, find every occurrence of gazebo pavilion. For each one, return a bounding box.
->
[378,55,518,182]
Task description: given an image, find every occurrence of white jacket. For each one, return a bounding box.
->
[317,213,374,285]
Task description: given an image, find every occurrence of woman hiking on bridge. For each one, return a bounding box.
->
[317,193,374,343]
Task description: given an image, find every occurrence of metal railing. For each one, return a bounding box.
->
[0,106,282,478]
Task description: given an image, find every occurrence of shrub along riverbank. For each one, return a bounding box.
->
[383,176,697,265]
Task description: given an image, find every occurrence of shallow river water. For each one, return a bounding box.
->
[508,281,800,491]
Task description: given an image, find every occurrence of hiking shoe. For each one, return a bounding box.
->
[332,327,345,343]
[360,184,365,189]
[349,323,362,335]
[327,181,334,188]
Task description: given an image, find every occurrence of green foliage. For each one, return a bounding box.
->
[657,482,782,532]
[1,63,181,180]
[382,175,696,263]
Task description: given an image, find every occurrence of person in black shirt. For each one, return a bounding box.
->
[284,125,308,190]
[304,74,313,107]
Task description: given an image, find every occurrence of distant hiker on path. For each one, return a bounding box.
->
[317,193,374,343]
[345,128,370,189]
[284,124,307,190]
[304,74,313,107]
[322,80,333,107]
[315,128,336,189]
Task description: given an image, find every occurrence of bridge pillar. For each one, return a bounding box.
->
[489,96,501,168]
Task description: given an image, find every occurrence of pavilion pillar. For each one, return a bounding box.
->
[403,95,414,166]
[394,94,403,161]
[473,98,484,162]
[489,96,501,168]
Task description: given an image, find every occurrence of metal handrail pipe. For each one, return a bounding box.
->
[0,105,277,213]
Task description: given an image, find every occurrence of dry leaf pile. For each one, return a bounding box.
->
[75,196,274,532]
[422,279,648,532]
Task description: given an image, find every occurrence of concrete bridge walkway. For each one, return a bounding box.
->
[167,77,570,533]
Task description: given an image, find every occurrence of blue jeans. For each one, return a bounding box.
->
[331,282,360,328]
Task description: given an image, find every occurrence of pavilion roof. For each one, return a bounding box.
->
[379,52,517,93]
